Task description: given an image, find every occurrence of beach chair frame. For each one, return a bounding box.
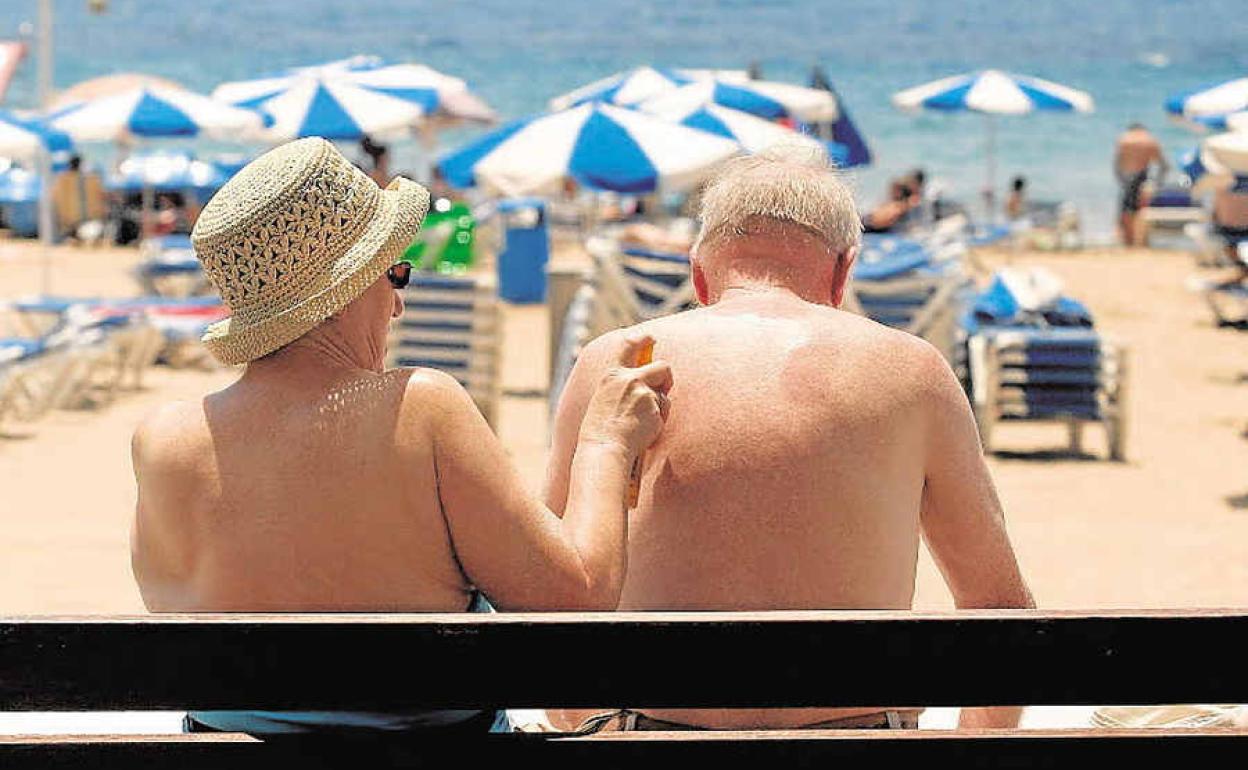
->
[969,332,1128,461]
[387,275,503,429]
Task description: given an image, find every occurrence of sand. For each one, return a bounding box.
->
[1,237,1245,614]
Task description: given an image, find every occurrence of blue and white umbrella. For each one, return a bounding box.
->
[892,70,1094,115]
[1165,76,1248,131]
[641,102,841,162]
[438,102,740,196]
[239,77,429,141]
[214,59,494,133]
[639,79,840,124]
[893,70,1094,216]
[49,86,266,143]
[549,67,701,112]
[0,109,72,163]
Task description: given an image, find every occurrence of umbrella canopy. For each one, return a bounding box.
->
[809,66,871,168]
[638,79,840,123]
[437,102,740,196]
[242,77,428,141]
[0,109,72,163]
[49,86,266,143]
[549,66,702,112]
[642,101,835,158]
[104,149,234,198]
[892,70,1093,220]
[343,63,497,123]
[1165,77,1248,130]
[214,58,494,129]
[49,73,185,111]
[1202,130,1248,176]
[892,69,1094,114]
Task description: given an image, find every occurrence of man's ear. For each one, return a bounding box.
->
[830,245,858,308]
[692,258,710,305]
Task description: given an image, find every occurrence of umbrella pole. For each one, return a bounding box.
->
[984,113,998,224]
[37,146,55,295]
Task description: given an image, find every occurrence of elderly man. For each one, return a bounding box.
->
[547,147,1034,733]
[130,138,671,735]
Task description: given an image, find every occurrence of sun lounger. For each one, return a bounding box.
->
[848,234,974,362]
[961,271,1128,460]
[586,236,696,325]
[549,282,600,417]
[387,273,502,427]
[136,235,210,298]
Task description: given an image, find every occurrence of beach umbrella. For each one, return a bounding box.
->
[639,79,840,124]
[1202,130,1248,176]
[548,67,701,112]
[236,77,428,142]
[641,101,839,160]
[49,73,184,111]
[0,109,72,163]
[214,58,494,131]
[437,102,740,196]
[1165,77,1248,131]
[49,86,266,143]
[344,63,497,124]
[892,69,1094,216]
[809,65,871,168]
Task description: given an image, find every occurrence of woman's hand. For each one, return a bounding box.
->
[577,334,672,458]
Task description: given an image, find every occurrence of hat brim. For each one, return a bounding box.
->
[201,177,430,365]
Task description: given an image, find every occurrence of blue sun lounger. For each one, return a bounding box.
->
[849,234,974,362]
[961,274,1127,460]
[387,273,501,427]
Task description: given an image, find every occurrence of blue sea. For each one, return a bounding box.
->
[3,0,1247,240]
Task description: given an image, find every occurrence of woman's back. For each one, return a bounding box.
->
[131,367,472,612]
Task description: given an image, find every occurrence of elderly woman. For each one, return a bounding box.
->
[130,138,670,735]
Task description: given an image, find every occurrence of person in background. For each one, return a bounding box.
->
[862,179,915,233]
[51,154,107,243]
[360,134,390,187]
[1006,176,1027,221]
[1114,123,1169,247]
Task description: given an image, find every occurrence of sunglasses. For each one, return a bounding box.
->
[387,261,412,290]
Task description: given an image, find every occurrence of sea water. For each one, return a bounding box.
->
[2,0,1245,241]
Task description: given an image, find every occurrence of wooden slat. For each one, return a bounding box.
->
[3,729,1247,769]
[2,611,1246,711]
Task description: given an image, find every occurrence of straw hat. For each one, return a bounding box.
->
[191,137,429,365]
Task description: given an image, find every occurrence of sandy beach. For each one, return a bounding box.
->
[1,237,1245,614]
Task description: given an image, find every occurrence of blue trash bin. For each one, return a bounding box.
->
[496,197,549,303]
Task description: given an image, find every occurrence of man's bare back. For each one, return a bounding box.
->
[1115,127,1165,178]
[547,148,1032,731]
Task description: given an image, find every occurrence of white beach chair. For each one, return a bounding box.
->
[387,273,502,428]
[586,236,696,324]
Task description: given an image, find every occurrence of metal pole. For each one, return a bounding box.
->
[985,113,998,225]
[36,0,55,294]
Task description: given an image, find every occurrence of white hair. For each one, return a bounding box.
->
[692,144,861,257]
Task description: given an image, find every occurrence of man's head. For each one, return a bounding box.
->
[691,144,861,307]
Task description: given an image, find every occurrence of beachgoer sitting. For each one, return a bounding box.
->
[1114,123,1169,247]
[130,138,671,735]
[547,146,1035,733]
[862,179,914,233]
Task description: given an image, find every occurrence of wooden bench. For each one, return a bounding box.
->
[3,610,1246,767]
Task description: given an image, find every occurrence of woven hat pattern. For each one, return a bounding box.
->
[191,137,429,365]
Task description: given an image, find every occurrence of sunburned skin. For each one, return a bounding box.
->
[546,232,1032,731]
